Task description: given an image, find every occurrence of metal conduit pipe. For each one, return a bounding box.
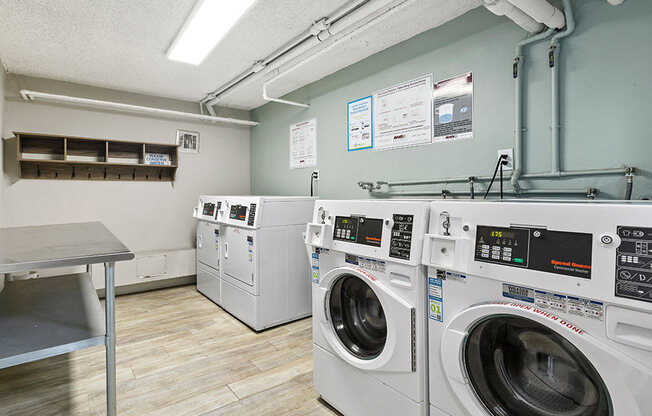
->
[483,0,544,33]
[20,90,259,126]
[260,0,410,108]
[380,166,630,188]
[369,188,592,197]
[549,0,575,174]
[204,0,384,107]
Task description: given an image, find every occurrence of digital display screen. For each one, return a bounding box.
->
[229,205,247,221]
[333,216,383,247]
[490,230,516,239]
[202,203,215,216]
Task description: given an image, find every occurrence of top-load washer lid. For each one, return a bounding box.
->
[463,315,611,416]
[329,274,387,360]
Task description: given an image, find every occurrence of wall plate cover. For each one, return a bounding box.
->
[497,149,514,171]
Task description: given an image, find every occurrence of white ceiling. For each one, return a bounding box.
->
[0,0,480,110]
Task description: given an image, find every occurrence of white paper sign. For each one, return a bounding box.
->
[373,75,433,151]
[289,119,317,169]
[433,72,473,142]
[347,96,373,151]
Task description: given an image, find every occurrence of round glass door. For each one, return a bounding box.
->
[464,316,611,416]
[328,274,387,360]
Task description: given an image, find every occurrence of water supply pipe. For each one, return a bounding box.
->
[549,0,575,174]
[512,27,556,190]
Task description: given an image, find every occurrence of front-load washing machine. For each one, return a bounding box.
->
[194,195,224,305]
[218,196,315,331]
[422,200,652,416]
[304,200,430,416]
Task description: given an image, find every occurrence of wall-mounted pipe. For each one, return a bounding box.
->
[262,78,310,108]
[513,27,556,190]
[483,0,544,33]
[606,0,625,5]
[549,0,575,174]
[507,0,566,29]
[203,0,379,107]
[369,188,593,197]
[20,90,258,126]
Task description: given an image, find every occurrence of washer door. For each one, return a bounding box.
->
[329,274,387,360]
[464,315,610,416]
[317,266,414,372]
[440,303,652,416]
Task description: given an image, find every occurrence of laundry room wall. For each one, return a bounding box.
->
[0,62,5,228]
[250,0,652,200]
[1,75,251,254]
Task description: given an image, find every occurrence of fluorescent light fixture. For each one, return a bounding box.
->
[167,0,256,65]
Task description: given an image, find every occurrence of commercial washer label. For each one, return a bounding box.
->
[311,252,319,284]
[502,283,604,321]
[615,225,652,304]
[358,257,386,273]
[429,277,443,322]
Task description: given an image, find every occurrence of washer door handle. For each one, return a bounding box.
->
[224,242,229,259]
[197,234,203,249]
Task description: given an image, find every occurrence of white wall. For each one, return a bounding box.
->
[2,75,251,253]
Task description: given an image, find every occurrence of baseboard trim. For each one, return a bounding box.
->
[96,275,196,298]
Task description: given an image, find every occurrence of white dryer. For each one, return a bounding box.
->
[219,196,315,331]
[422,200,652,416]
[194,195,224,305]
[305,199,430,416]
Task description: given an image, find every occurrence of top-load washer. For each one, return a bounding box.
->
[194,195,224,305]
[304,199,430,416]
[422,200,652,416]
[219,196,316,331]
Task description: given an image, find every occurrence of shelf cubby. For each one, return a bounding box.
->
[13,132,178,181]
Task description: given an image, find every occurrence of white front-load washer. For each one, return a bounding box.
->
[422,200,652,416]
[305,199,430,416]
[194,195,224,305]
[219,196,315,331]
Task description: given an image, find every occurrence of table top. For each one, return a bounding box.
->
[0,222,134,274]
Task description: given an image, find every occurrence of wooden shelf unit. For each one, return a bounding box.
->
[14,132,178,181]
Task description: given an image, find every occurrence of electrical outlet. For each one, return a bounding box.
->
[497,149,514,171]
[312,170,320,180]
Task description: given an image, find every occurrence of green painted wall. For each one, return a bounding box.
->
[251,1,652,200]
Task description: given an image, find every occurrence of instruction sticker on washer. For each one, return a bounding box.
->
[311,252,320,284]
[502,283,604,320]
[437,269,466,284]
[429,277,443,322]
[358,257,386,273]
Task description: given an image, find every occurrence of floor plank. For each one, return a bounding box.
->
[0,285,340,415]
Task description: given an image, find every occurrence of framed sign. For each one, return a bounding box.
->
[176,129,199,153]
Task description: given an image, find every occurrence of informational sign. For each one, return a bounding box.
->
[347,96,373,151]
[433,72,473,143]
[289,119,317,169]
[373,75,433,151]
[428,277,443,322]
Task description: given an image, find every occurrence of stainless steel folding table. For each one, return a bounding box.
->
[0,222,134,416]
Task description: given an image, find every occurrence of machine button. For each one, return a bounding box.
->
[482,244,489,250]
[503,256,511,261]
[503,247,512,253]
[600,234,614,245]
[491,255,500,260]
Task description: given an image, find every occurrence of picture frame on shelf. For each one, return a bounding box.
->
[176,129,199,153]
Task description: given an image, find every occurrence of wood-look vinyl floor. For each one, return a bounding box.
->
[0,285,340,416]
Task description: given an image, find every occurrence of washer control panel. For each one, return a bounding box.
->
[475,225,593,279]
[202,202,216,217]
[615,225,652,303]
[389,214,414,260]
[475,226,530,267]
[333,216,382,247]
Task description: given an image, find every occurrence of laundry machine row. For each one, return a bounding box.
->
[306,199,652,416]
[194,195,316,331]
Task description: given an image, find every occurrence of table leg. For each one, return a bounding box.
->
[105,262,116,416]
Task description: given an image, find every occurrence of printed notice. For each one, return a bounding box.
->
[290,119,317,169]
[347,96,373,151]
[433,72,473,143]
[373,75,433,151]
[428,277,443,322]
